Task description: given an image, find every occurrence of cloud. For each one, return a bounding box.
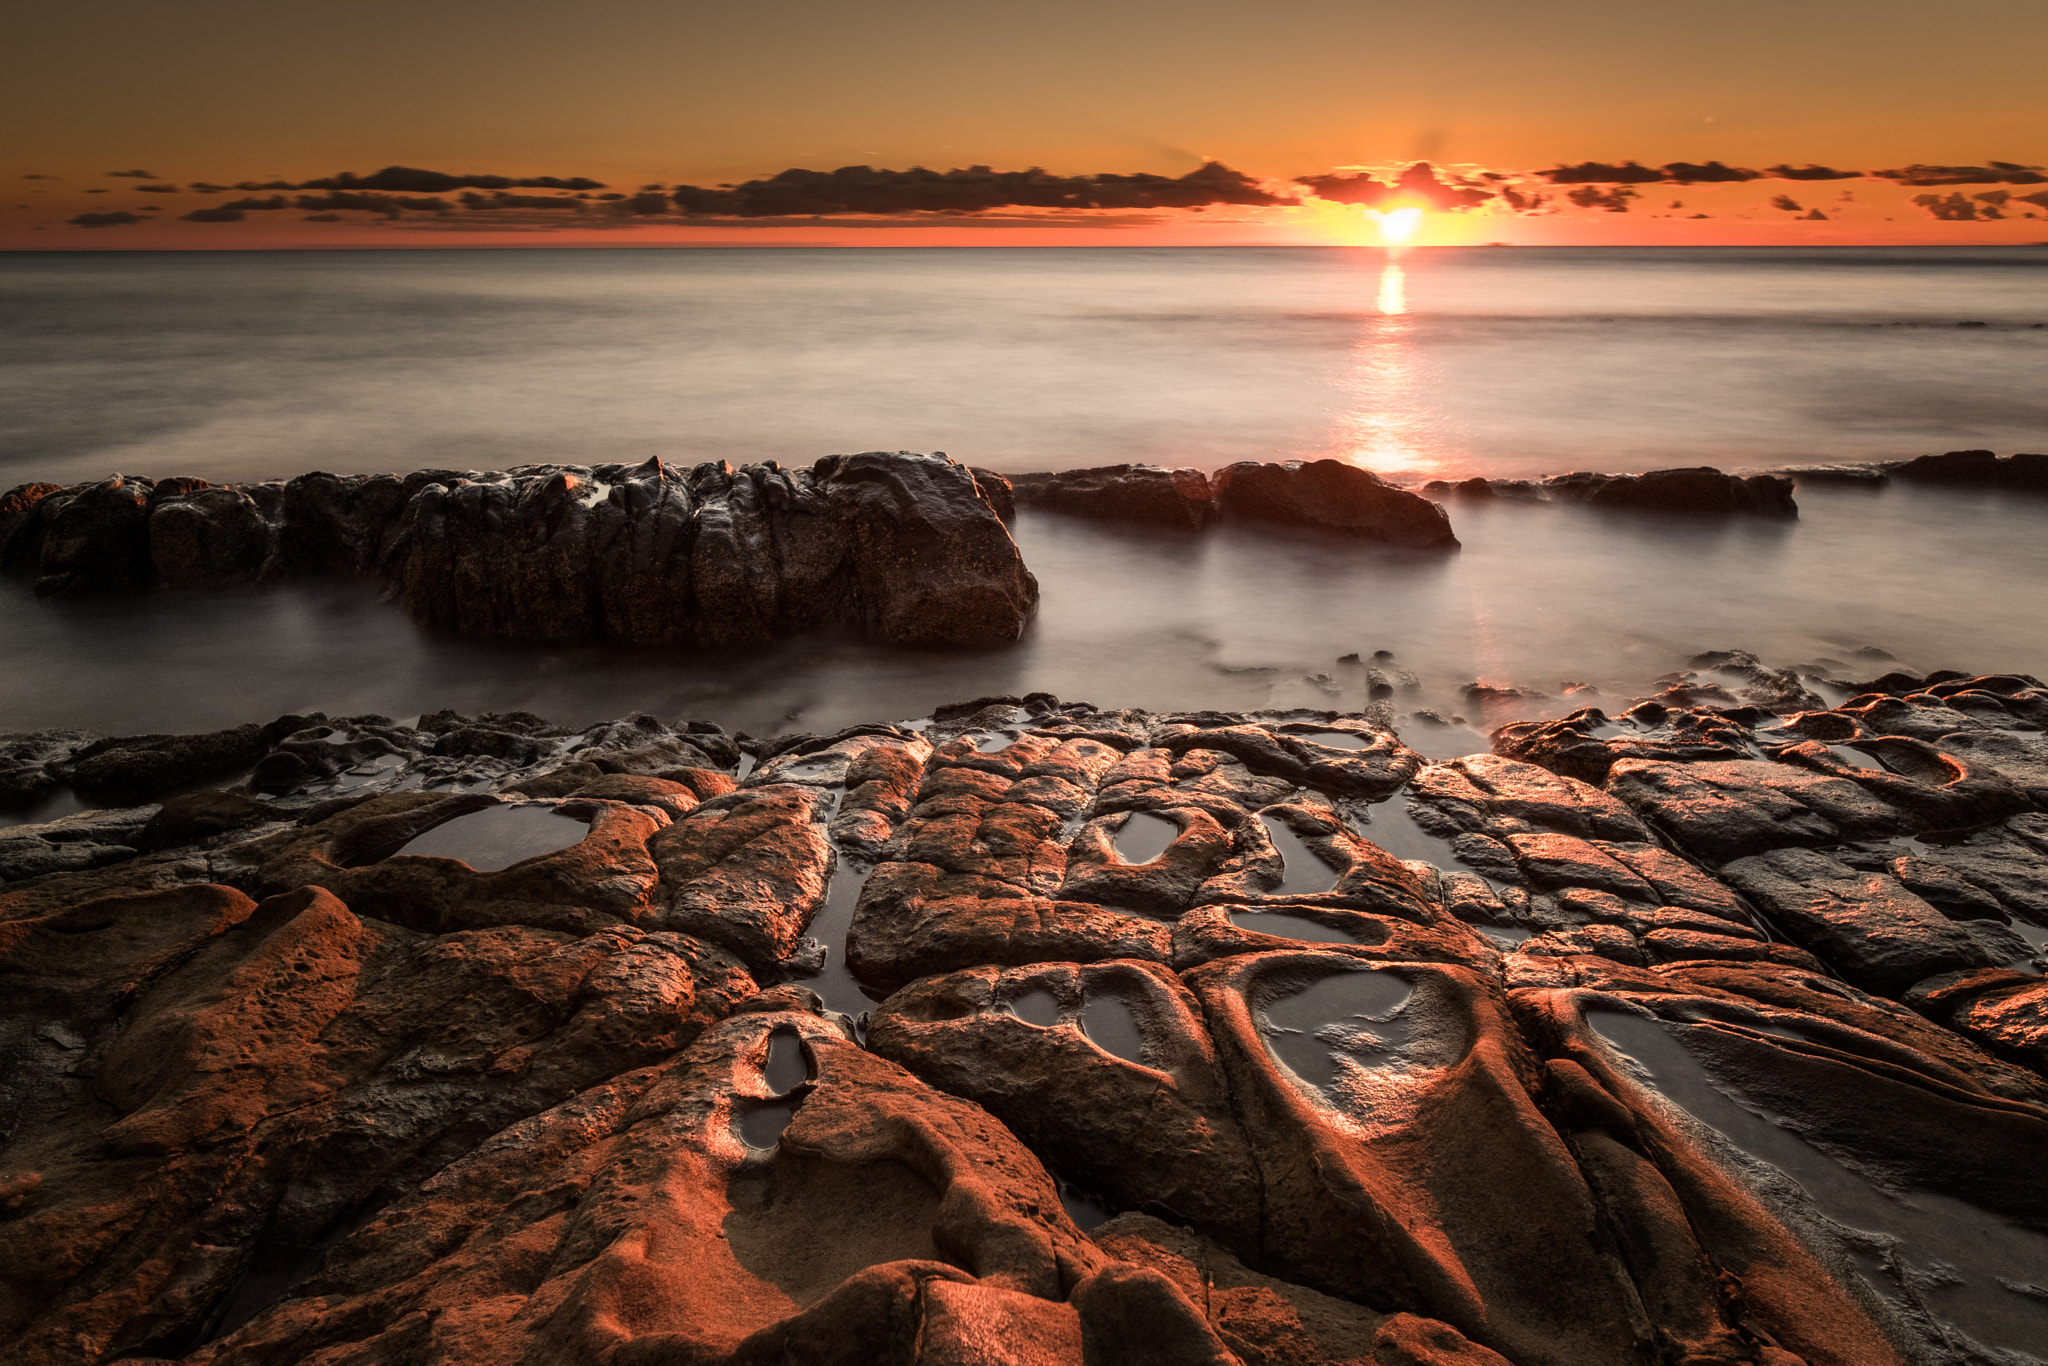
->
[1912,192,1990,220]
[21,174,55,180]
[181,205,245,222]
[1770,194,1803,212]
[1765,164,1861,180]
[457,191,585,211]
[186,182,231,193]
[222,196,288,210]
[2019,190,2048,210]
[134,183,181,194]
[295,191,452,215]
[294,165,606,193]
[1540,161,1665,184]
[1296,162,1491,211]
[1876,162,2047,186]
[1660,161,1758,184]
[303,212,343,222]
[669,161,1290,217]
[68,211,143,226]
[104,169,158,179]
[1566,184,1638,212]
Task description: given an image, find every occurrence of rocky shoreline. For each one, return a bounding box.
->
[4,660,2047,1364]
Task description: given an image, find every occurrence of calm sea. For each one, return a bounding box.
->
[2,246,2045,767]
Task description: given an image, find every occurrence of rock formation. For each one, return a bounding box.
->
[5,667,2048,1364]
[0,452,1039,648]
[1012,460,1460,546]
[1890,448,2048,490]
[1426,467,1799,516]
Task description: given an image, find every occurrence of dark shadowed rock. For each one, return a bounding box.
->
[1009,464,1219,530]
[33,475,155,594]
[1580,466,1797,516]
[0,482,66,574]
[149,486,272,586]
[1213,459,1459,546]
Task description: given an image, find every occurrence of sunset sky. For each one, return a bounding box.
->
[7,0,2046,248]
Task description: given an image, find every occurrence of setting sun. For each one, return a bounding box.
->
[1367,206,1425,244]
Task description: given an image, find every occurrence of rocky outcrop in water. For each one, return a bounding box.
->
[5,672,2048,1364]
[0,452,1038,647]
[1891,448,2048,490]
[1426,466,1798,516]
[1012,460,1460,546]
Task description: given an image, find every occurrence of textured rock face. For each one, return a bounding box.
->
[1423,467,1802,517]
[1010,460,1460,545]
[0,452,1038,648]
[1213,459,1461,546]
[1010,464,1221,530]
[5,676,2048,1365]
[1893,448,2048,489]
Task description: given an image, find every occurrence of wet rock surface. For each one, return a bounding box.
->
[1012,459,1460,546]
[0,451,1038,647]
[4,673,2048,1364]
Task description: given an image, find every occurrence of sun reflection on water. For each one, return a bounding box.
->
[1335,259,1441,479]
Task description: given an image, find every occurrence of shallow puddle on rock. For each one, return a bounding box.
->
[1112,810,1178,865]
[1475,924,1532,948]
[394,804,589,871]
[973,731,1017,753]
[1589,1009,2048,1358]
[790,845,884,1021]
[1005,987,1062,1028]
[1258,813,1342,896]
[1259,969,1415,1093]
[734,753,758,779]
[1080,991,1147,1065]
[737,1099,797,1151]
[1227,910,1359,944]
[1394,723,1491,760]
[1356,798,1485,880]
[763,1028,809,1095]
[1295,730,1371,750]
[1826,744,1886,771]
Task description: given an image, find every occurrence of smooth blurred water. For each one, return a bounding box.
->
[2,483,2042,743]
[2,247,2045,749]
[3,246,2046,488]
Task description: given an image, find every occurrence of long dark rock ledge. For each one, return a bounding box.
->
[1011,458,1462,543]
[3,673,2048,1363]
[0,451,1039,647]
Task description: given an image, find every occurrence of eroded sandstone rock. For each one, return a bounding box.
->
[3,686,2047,1365]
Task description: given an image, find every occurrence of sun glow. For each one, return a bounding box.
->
[1366,206,1425,245]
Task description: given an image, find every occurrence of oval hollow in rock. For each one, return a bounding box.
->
[1297,729,1372,750]
[1226,910,1360,944]
[1258,812,1343,896]
[1258,968,1415,1094]
[1080,990,1147,1065]
[394,804,590,871]
[1826,743,1886,771]
[763,1028,809,1096]
[1112,810,1179,865]
[737,1098,797,1151]
[1005,987,1062,1028]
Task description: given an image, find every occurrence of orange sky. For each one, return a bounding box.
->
[7,0,2046,248]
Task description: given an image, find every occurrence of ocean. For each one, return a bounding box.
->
[2,245,2045,761]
